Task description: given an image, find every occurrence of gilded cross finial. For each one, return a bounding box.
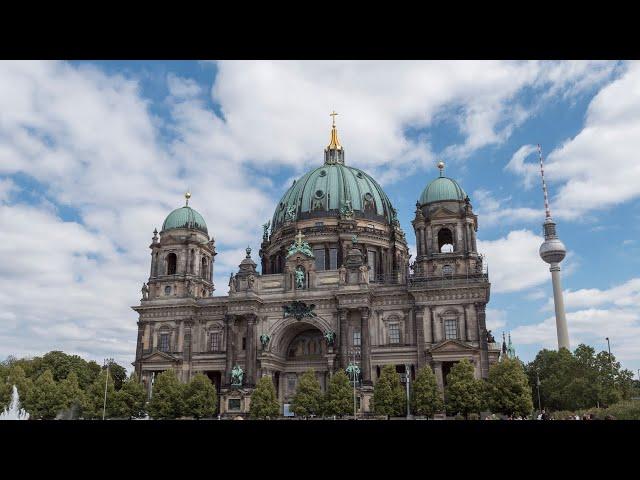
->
[185,190,191,206]
[295,230,304,246]
[330,110,338,126]
[437,161,445,177]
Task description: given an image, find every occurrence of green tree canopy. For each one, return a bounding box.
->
[322,370,352,417]
[106,361,127,391]
[111,374,148,419]
[29,369,61,419]
[524,344,635,411]
[83,369,115,419]
[372,365,406,417]
[445,359,485,418]
[147,370,185,419]
[29,351,101,390]
[249,375,280,419]
[411,365,443,417]
[57,371,87,418]
[1,365,33,410]
[183,373,217,419]
[291,370,322,417]
[486,358,533,417]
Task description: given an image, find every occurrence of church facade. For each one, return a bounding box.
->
[132,117,500,416]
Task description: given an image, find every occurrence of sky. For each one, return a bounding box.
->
[0,60,639,376]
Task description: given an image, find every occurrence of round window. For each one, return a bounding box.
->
[315,190,324,198]
[164,286,172,295]
[357,171,364,178]
[442,265,453,275]
[319,170,327,177]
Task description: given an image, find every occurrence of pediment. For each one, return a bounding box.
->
[429,339,476,353]
[430,207,458,219]
[141,351,179,363]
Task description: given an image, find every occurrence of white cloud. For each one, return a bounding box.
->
[473,189,542,228]
[506,61,640,219]
[477,229,549,293]
[513,278,640,364]
[486,308,507,332]
[0,60,620,370]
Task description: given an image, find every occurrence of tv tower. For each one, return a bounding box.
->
[537,145,570,350]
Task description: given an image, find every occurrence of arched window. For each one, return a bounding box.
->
[438,228,454,253]
[166,253,177,275]
[201,257,208,278]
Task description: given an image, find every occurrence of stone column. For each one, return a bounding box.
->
[423,306,432,343]
[224,314,236,386]
[464,304,472,341]
[361,307,371,384]
[458,313,466,342]
[475,303,489,378]
[339,309,348,369]
[415,306,425,369]
[432,310,441,343]
[433,361,444,391]
[246,315,257,387]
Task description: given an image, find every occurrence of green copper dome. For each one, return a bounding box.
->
[419,176,467,205]
[272,163,397,229]
[162,206,208,234]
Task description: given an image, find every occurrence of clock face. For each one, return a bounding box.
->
[442,265,453,275]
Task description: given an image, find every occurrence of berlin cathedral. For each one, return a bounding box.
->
[133,116,501,416]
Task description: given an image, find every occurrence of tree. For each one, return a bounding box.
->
[1,365,33,410]
[525,344,636,411]
[249,376,280,419]
[322,370,352,417]
[111,374,147,418]
[57,371,87,418]
[183,373,217,419]
[411,365,443,417]
[147,370,185,419]
[291,369,322,417]
[372,365,406,417]
[29,370,62,419]
[83,369,115,419]
[486,358,533,417]
[29,351,101,390]
[106,361,128,391]
[445,359,485,418]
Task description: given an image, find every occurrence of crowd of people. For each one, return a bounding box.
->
[482,410,616,420]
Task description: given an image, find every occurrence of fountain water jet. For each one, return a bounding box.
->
[0,385,30,420]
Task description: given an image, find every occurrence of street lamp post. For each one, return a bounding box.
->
[347,348,359,420]
[102,357,114,420]
[404,364,411,419]
[535,371,542,413]
[605,337,614,376]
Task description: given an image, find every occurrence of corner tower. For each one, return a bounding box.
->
[412,161,483,278]
[146,192,216,300]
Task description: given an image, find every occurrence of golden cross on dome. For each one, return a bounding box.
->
[295,230,304,246]
[185,190,191,206]
[330,110,338,126]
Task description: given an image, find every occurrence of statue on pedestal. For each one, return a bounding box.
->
[295,266,305,289]
[228,273,236,293]
[247,274,255,290]
[141,282,149,300]
[231,365,244,386]
[338,265,347,284]
[260,333,270,349]
[359,265,369,284]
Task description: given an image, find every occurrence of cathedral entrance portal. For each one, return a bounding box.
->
[276,325,331,405]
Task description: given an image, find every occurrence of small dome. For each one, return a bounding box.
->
[271,163,397,229]
[162,206,208,234]
[419,176,467,205]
